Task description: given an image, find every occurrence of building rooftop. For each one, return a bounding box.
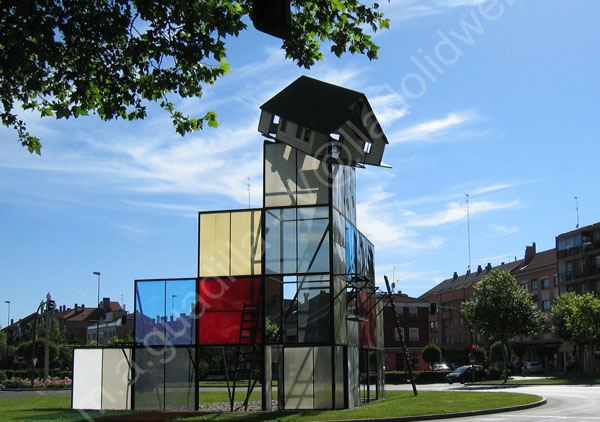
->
[419,260,524,298]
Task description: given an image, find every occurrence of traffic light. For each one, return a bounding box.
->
[471,344,477,350]
[48,300,56,311]
[430,303,437,315]
[251,0,291,39]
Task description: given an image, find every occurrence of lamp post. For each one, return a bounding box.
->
[4,300,9,327]
[93,272,101,345]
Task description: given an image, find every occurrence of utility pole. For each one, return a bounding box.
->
[246,177,251,209]
[574,196,580,228]
[465,193,472,272]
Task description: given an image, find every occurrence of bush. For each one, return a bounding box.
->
[0,370,7,383]
[385,371,450,384]
[422,343,443,369]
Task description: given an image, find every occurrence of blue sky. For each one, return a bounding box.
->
[1,0,599,323]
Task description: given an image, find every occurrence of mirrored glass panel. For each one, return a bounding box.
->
[314,346,333,409]
[265,143,297,207]
[265,208,297,274]
[284,347,314,409]
[134,348,165,410]
[297,207,330,273]
[297,150,329,206]
[165,347,195,410]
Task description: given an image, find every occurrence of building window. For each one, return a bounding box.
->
[431,337,438,344]
[459,334,465,343]
[394,327,404,341]
[531,279,538,295]
[460,317,465,326]
[542,278,550,289]
[543,300,551,310]
[554,276,559,286]
[409,307,418,318]
[430,321,438,332]
[409,327,419,341]
[523,282,529,291]
[595,256,600,269]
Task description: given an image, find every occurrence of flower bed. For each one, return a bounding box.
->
[3,376,72,389]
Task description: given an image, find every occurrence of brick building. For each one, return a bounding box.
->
[511,245,561,367]
[556,222,600,295]
[420,260,523,365]
[381,293,430,371]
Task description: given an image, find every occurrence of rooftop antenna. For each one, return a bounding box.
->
[574,196,579,228]
[246,177,251,209]
[465,193,471,272]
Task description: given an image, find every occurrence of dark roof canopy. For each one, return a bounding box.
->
[261,76,381,138]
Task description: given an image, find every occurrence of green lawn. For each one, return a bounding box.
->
[0,390,542,422]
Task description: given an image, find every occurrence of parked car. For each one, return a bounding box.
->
[511,361,524,372]
[446,365,486,384]
[522,361,543,375]
[433,363,450,371]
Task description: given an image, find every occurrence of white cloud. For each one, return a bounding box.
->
[392,111,478,143]
[410,199,520,227]
[489,224,519,235]
[383,0,488,22]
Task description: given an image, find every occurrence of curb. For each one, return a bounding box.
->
[316,398,547,422]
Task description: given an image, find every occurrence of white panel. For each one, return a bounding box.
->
[284,347,314,409]
[73,348,103,410]
[102,348,131,410]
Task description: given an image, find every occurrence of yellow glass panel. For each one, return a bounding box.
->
[230,210,262,276]
[252,210,262,274]
[231,211,251,275]
[199,213,231,276]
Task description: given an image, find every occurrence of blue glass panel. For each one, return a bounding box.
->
[135,280,165,345]
[165,279,196,345]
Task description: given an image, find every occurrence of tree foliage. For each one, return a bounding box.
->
[462,270,545,382]
[1,0,389,154]
[422,343,442,369]
[551,292,600,346]
[462,270,545,343]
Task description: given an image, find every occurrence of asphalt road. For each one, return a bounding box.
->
[389,380,600,421]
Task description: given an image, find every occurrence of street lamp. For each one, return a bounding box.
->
[4,300,10,327]
[93,272,101,344]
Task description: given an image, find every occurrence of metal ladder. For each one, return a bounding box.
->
[230,302,262,411]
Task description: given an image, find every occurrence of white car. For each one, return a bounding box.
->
[433,363,450,371]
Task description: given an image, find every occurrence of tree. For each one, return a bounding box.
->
[551,292,600,375]
[462,270,545,383]
[422,343,442,370]
[472,345,487,364]
[1,0,389,154]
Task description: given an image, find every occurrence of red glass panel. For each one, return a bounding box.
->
[198,312,263,344]
[197,277,260,312]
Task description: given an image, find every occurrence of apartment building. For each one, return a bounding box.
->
[381,293,430,371]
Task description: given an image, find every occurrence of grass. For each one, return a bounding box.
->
[0,395,132,421]
[175,391,541,421]
[0,390,542,422]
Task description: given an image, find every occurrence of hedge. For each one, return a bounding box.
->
[385,370,451,384]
